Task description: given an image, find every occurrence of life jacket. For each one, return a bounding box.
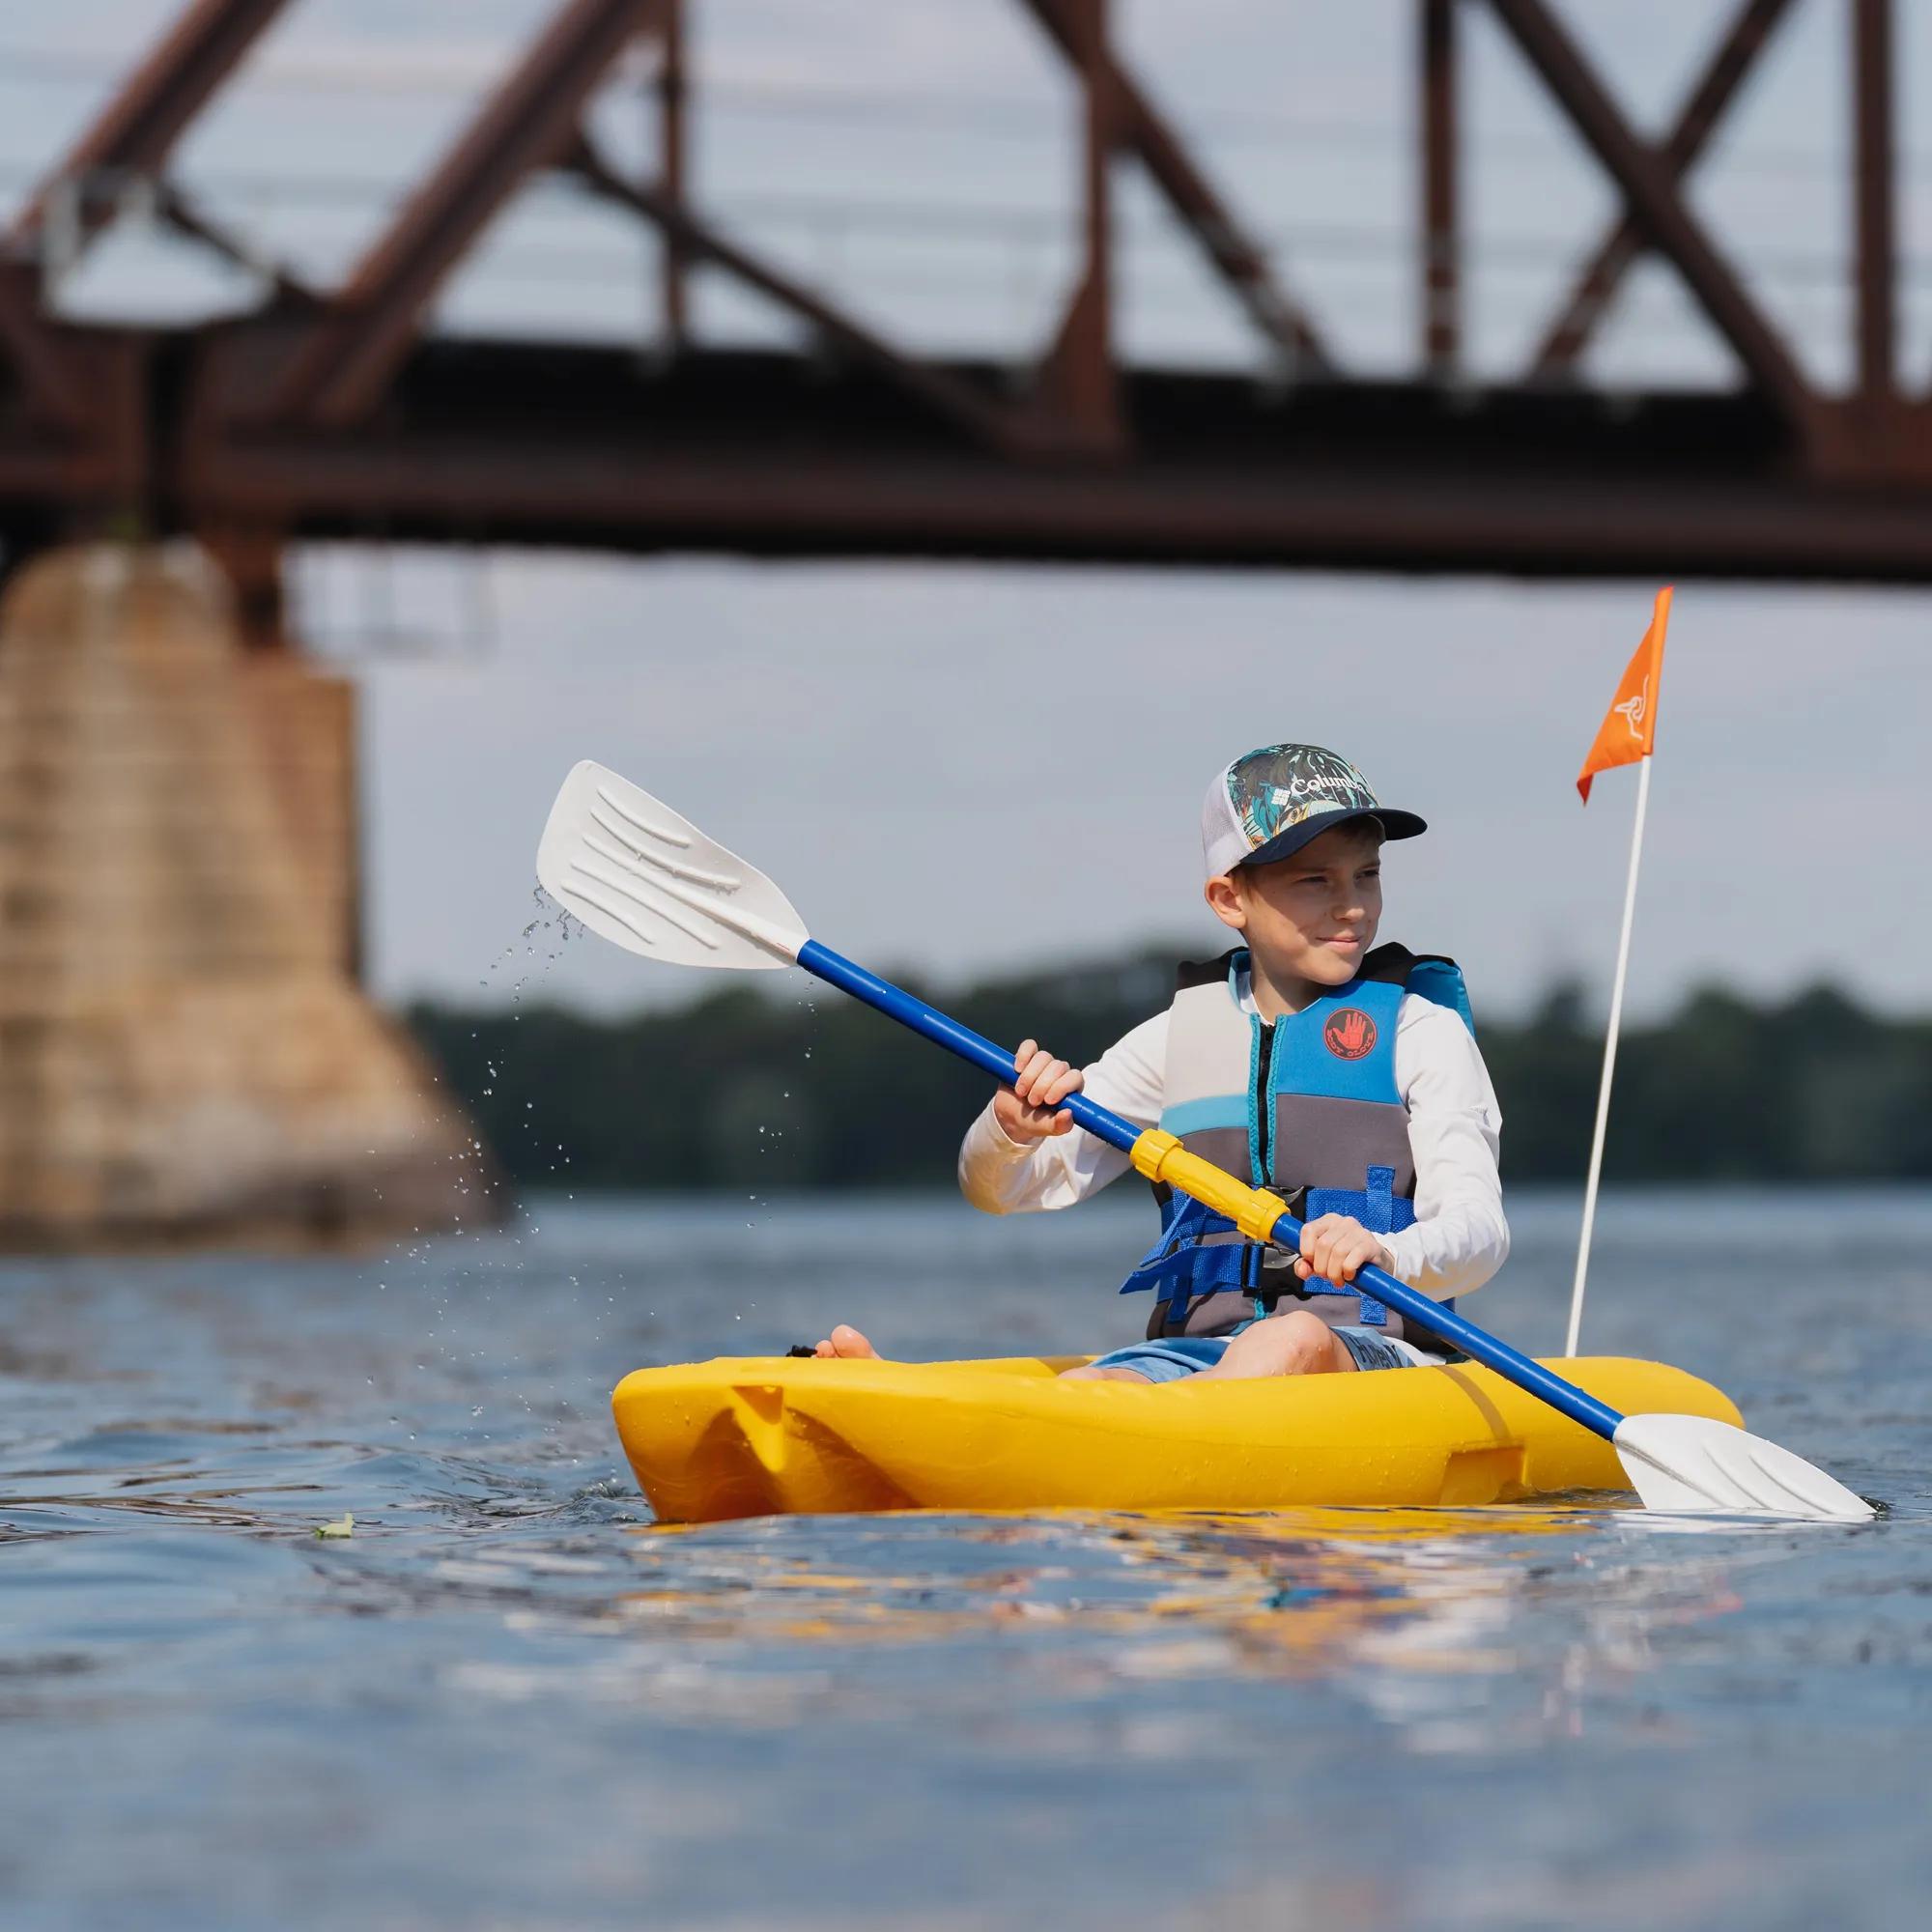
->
[1119,942,1475,1341]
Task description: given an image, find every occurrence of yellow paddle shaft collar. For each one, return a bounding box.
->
[1128,1129,1293,1246]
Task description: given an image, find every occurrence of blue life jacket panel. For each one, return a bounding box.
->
[1120,942,1471,1342]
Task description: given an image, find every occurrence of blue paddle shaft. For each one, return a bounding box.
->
[796,939,1627,1444]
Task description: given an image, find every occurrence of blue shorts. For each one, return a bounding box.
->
[1086,1324,1444,1382]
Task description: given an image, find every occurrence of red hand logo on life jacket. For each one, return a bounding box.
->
[1322,1007,1377,1060]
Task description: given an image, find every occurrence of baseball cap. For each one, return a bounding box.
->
[1201,743,1427,879]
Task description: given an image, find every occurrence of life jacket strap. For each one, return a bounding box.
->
[1298,1165,1414,1325]
[1124,1183,1415,1336]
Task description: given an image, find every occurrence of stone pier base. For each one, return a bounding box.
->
[0,543,482,1247]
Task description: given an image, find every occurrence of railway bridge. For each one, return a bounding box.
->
[4,0,1931,605]
[0,0,1921,1241]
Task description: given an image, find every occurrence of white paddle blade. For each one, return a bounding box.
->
[1613,1414,1873,1522]
[536,760,809,971]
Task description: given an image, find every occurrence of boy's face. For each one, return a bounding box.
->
[1205,822,1384,989]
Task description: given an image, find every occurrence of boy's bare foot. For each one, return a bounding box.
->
[812,1323,879,1360]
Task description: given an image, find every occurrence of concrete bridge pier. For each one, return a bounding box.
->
[0,542,482,1247]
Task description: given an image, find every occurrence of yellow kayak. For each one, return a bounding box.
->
[612,1353,1743,1524]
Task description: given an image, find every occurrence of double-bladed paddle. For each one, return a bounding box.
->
[536,759,1873,1522]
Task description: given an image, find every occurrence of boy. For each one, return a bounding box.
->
[815,743,1508,1382]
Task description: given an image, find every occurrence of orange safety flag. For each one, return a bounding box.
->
[1577,585,1672,803]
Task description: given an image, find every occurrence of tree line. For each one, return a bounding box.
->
[409,950,1932,1190]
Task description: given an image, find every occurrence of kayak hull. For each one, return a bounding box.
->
[612,1353,1744,1524]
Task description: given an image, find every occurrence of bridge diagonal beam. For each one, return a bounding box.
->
[266,0,670,429]
[155,180,317,307]
[10,0,295,247]
[1530,0,1796,378]
[565,135,1037,457]
[1487,0,1819,434]
[1020,0,1332,372]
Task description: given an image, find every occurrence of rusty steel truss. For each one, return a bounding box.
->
[3,0,1931,607]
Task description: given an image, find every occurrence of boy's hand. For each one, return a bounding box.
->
[994,1039,1083,1142]
[1293,1213,1394,1286]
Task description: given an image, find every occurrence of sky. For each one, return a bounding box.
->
[341,553,1927,1021]
[5,2,1931,1020]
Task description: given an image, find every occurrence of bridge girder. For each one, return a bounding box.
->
[4,0,1932,586]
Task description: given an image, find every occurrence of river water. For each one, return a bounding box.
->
[1,1186,1927,1931]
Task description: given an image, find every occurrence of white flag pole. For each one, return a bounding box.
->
[1564,751,1653,1357]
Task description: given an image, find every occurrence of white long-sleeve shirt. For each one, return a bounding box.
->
[958,980,1509,1301]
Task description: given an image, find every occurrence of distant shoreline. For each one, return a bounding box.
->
[410,952,1932,1191]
